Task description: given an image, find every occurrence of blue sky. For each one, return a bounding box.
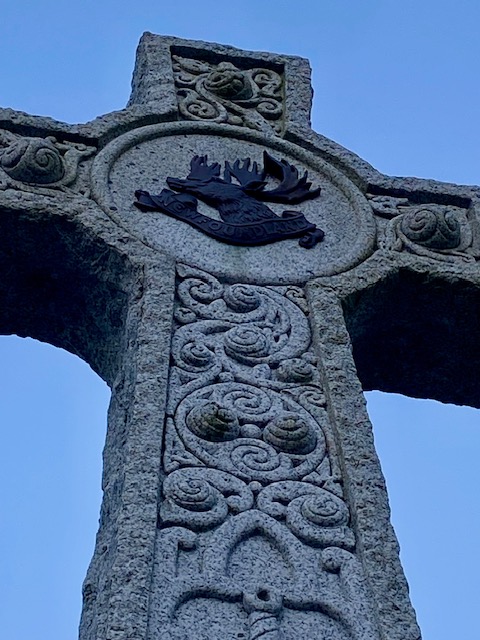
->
[1,2,479,639]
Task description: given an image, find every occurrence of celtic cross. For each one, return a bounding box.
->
[2,33,478,640]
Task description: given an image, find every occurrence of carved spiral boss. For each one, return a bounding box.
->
[399,207,461,249]
[375,196,478,263]
[0,131,95,190]
[0,136,65,184]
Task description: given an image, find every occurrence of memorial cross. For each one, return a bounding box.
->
[2,33,479,640]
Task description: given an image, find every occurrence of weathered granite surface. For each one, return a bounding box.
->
[2,32,480,640]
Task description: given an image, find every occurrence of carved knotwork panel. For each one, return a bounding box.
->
[368,194,480,263]
[147,264,379,640]
[172,54,285,135]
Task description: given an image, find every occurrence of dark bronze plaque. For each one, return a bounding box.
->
[135,152,324,248]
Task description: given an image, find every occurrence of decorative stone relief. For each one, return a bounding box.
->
[368,194,480,262]
[172,54,284,135]
[147,264,379,640]
[93,123,376,284]
[0,130,95,194]
[135,152,324,248]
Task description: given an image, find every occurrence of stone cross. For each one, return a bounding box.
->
[2,33,478,640]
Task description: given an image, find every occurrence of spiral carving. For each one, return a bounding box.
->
[177,88,226,122]
[256,99,283,120]
[263,413,316,454]
[170,381,325,482]
[204,63,253,100]
[186,401,240,442]
[178,338,216,371]
[230,440,285,476]
[250,69,282,95]
[223,284,261,312]
[173,265,311,372]
[221,386,272,419]
[287,492,353,548]
[167,268,334,489]
[298,388,326,408]
[161,468,254,531]
[160,469,232,531]
[257,482,353,548]
[177,268,224,309]
[167,475,217,512]
[276,358,315,383]
[173,55,284,134]
[224,326,272,362]
[0,137,65,184]
[297,492,349,527]
[399,207,461,250]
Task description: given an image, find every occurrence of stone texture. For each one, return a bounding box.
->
[147,265,378,639]
[91,122,375,284]
[2,32,480,640]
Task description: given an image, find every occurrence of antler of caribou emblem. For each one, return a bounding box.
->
[134,151,324,248]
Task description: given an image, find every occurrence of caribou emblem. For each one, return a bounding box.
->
[134,151,324,248]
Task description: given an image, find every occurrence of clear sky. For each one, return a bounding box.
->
[1,2,479,639]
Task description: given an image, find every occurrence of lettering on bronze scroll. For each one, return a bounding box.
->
[134,151,325,248]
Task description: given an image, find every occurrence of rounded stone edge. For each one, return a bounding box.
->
[91,121,377,284]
